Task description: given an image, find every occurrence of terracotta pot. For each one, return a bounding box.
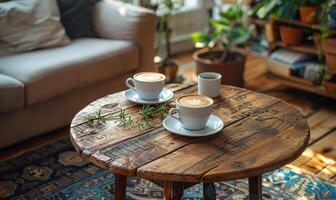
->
[323,38,336,74]
[193,49,246,87]
[279,26,303,46]
[299,6,318,24]
[325,82,336,94]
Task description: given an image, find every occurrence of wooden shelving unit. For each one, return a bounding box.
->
[268,18,323,56]
[272,42,319,55]
[249,15,336,99]
[273,18,321,30]
[271,75,336,99]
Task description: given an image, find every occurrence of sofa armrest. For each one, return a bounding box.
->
[0,74,24,113]
[92,0,156,72]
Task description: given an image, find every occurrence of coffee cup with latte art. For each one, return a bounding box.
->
[169,95,213,130]
[126,72,166,100]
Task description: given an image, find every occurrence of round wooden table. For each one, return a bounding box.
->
[70,84,310,200]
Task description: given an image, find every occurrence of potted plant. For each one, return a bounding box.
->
[191,3,253,86]
[313,0,336,92]
[299,0,319,24]
[320,1,336,75]
[276,0,303,45]
[279,26,303,45]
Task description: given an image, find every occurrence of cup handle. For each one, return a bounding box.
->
[126,78,136,90]
[169,108,181,122]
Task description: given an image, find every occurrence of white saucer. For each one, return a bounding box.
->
[163,114,224,137]
[124,88,173,104]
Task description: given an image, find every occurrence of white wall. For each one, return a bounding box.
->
[167,0,215,55]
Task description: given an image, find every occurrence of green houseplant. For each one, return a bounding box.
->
[321,1,336,84]
[249,0,304,45]
[299,0,319,24]
[192,3,253,86]
[248,0,281,19]
[323,4,336,95]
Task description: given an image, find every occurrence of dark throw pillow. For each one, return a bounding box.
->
[57,0,98,39]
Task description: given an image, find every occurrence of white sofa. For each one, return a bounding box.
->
[0,0,156,148]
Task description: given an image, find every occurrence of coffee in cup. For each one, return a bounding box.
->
[134,72,165,82]
[126,72,166,100]
[177,95,212,107]
[169,95,213,130]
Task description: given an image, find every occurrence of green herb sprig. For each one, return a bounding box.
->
[85,108,107,125]
[115,108,133,127]
[86,103,170,129]
[115,103,169,130]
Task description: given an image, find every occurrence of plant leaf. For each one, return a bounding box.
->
[220,4,243,21]
[229,26,251,45]
[211,19,229,27]
[192,32,212,48]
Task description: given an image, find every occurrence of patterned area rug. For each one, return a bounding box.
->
[0,139,335,200]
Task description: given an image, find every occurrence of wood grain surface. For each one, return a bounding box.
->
[70,84,310,183]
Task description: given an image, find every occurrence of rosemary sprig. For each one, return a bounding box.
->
[115,103,169,130]
[115,108,133,127]
[85,108,107,125]
[153,103,169,118]
[135,119,150,130]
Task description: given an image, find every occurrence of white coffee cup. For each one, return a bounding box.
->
[198,72,222,98]
[126,72,166,100]
[168,95,214,130]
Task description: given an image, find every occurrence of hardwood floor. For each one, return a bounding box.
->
[1,52,335,183]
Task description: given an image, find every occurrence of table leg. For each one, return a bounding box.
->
[163,181,183,200]
[249,174,262,200]
[203,183,216,200]
[115,174,127,200]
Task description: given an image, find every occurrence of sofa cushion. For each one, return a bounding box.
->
[0,38,139,106]
[57,0,98,39]
[0,0,70,56]
[0,74,24,113]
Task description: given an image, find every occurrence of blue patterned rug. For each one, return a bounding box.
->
[0,139,335,200]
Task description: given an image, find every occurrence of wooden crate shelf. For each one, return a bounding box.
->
[270,74,336,99]
[249,7,336,99]
[273,18,336,34]
[273,18,321,30]
[273,42,319,54]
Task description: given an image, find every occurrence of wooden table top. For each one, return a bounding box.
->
[70,84,310,183]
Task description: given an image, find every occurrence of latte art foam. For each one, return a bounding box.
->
[178,95,213,107]
[134,72,165,82]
